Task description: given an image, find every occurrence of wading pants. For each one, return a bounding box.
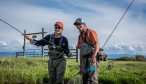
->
[48,57,66,84]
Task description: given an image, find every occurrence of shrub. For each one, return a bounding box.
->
[135,55,145,61]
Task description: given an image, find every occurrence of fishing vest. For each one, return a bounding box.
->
[48,34,64,59]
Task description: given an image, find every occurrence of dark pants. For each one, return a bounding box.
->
[48,57,66,84]
[82,67,98,84]
[81,56,98,84]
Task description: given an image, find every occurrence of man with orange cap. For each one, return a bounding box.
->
[74,18,99,84]
[26,22,72,84]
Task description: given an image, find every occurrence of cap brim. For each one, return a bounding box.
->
[74,22,81,25]
[54,24,60,27]
[74,22,77,25]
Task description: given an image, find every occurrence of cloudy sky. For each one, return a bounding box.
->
[0,0,146,55]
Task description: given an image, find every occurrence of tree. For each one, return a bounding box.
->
[135,55,145,61]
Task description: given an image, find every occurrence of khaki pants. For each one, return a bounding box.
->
[48,57,66,84]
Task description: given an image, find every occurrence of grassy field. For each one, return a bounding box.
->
[0,57,146,84]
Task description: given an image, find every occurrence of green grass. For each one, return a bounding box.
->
[0,57,146,84]
[0,57,48,84]
[99,61,146,84]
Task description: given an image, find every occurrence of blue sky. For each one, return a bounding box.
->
[0,0,146,55]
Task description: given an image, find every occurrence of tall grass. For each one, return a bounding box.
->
[0,57,48,84]
[0,57,146,84]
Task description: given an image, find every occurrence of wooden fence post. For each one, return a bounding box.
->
[76,48,78,62]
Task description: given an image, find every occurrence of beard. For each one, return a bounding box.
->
[78,28,84,34]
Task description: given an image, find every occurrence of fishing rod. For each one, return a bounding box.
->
[0,18,23,34]
[67,1,135,82]
[0,18,70,53]
[101,0,135,49]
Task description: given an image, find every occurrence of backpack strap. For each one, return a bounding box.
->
[49,33,64,48]
[59,36,63,46]
[49,34,55,45]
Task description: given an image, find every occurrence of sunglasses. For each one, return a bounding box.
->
[75,23,81,26]
[55,26,61,29]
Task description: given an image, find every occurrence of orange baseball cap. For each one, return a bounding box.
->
[54,22,64,29]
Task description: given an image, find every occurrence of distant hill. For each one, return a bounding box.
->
[0,52,16,56]
[0,52,41,57]
[0,52,146,59]
[108,54,146,59]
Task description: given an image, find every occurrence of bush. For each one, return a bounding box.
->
[135,55,145,61]
[115,56,134,61]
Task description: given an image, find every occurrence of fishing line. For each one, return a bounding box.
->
[102,0,135,49]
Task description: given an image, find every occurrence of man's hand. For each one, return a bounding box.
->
[91,55,97,65]
[68,52,73,57]
[92,57,96,64]
[25,35,33,41]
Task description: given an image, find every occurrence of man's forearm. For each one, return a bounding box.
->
[92,43,99,58]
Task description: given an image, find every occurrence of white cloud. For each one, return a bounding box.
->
[0,0,146,55]
[106,42,146,55]
[0,41,8,47]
